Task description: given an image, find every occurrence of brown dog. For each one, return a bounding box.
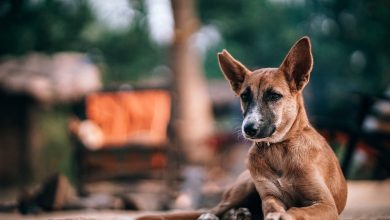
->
[136,37,347,220]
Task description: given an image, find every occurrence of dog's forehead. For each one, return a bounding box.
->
[245,68,289,93]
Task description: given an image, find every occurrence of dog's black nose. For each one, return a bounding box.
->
[243,122,258,137]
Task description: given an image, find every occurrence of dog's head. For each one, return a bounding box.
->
[218,37,313,143]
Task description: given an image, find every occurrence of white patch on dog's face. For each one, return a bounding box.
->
[241,105,263,138]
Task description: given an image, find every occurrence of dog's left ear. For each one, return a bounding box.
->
[279,36,313,92]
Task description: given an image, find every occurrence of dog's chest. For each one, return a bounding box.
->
[247,143,291,175]
[247,143,299,204]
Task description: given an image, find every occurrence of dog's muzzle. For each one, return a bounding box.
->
[243,122,276,139]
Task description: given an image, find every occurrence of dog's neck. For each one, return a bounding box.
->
[288,93,310,136]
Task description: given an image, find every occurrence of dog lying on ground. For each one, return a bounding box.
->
[136,37,347,220]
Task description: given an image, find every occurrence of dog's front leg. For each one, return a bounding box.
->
[262,184,339,220]
[212,171,255,215]
[261,196,289,220]
[283,178,340,220]
[262,196,339,220]
[285,203,339,220]
[198,170,258,220]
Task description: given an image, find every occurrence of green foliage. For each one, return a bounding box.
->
[198,0,390,116]
[94,25,167,83]
[0,0,93,54]
[198,0,309,73]
[0,0,165,83]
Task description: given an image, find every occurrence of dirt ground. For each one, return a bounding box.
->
[340,180,390,220]
[0,180,389,220]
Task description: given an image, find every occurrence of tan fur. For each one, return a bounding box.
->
[136,37,347,220]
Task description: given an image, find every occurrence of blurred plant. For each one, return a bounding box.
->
[0,0,93,54]
[0,0,165,83]
[198,0,390,117]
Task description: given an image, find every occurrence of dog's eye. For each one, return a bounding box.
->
[240,90,251,102]
[265,91,283,102]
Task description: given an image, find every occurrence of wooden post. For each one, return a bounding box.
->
[170,0,215,164]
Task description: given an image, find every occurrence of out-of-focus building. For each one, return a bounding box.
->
[0,53,101,185]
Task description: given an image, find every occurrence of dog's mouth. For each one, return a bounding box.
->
[243,124,276,140]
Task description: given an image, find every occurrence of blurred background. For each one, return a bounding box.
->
[0,0,389,218]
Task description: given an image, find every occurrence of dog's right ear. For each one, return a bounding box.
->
[218,50,251,94]
[279,37,313,92]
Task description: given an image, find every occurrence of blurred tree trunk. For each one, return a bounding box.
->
[170,0,214,163]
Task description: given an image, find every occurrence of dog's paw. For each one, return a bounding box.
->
[265,212,293,220]
[266,212,282,220]
[198,212,219,220]
[222,209,236,220]
[235,208,251,220]
[221,208,251,220]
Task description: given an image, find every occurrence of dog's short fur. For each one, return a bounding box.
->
[137,37,347,220]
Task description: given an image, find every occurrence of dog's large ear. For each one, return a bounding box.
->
[218,50,251,94]
[279,36,313,92]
